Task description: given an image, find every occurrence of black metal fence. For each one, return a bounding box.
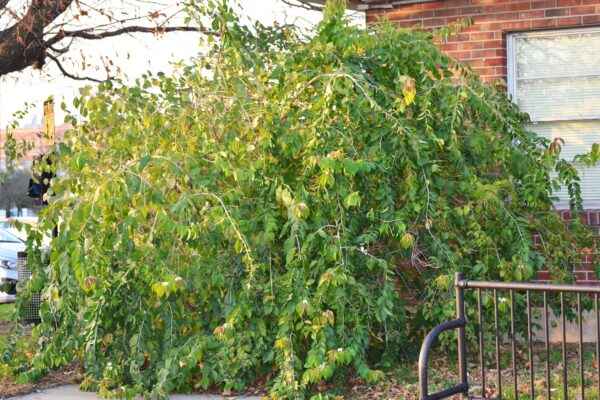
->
[419,272,600,400]
[17,251,41,324]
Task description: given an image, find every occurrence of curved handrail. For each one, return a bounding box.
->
[418,318,468,400]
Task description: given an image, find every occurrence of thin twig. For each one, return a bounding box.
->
[280,0,324,12]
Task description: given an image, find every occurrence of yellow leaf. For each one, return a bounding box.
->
[400,232,414,249]
[402,78,416,105]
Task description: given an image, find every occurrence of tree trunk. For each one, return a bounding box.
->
[0,0,74,76]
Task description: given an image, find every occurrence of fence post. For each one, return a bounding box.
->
[455,272,468,399]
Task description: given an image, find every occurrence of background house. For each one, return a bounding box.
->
[0,124,69,218]
[357,0,600,284]
[0,123,69,168]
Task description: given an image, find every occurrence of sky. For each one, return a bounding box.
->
[0,1,364,128]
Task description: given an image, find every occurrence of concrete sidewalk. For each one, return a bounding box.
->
[7,385,262,400]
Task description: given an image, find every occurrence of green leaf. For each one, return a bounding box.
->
[139,156,152,171]
[344,191,361,208]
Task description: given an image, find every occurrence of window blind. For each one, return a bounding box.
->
[510,29,600,208]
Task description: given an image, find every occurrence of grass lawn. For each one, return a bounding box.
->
[0,303,16,390]
[0,303,14,323]
[0,333,13,379]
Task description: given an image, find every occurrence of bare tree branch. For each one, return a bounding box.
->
[281,0,325,12]
[48,38,74,54]
[0,0,217,79]
[46,52,103,83]
[45,24,216,48]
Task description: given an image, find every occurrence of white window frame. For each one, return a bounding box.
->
[507,27,600,209]
[507,26,600,122]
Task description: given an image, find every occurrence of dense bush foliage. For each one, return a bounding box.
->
[9,1,599,398]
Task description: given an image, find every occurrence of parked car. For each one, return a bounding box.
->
[0,218,51,247]
[0,228,26,295]
[0,218,30,241]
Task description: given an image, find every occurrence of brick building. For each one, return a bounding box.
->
[358,0,600,82]
[351,0,600,284]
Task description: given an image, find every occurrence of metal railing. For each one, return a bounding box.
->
[419,272,600,400]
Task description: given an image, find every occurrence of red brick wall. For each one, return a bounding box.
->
[366,0,600,283]
[366,0,600,83]
[536,210,600,284]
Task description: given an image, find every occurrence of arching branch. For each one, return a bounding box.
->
[46,52,103,82]
[45,25,216,48]
[48,39,74,54]
[280,0,325,12]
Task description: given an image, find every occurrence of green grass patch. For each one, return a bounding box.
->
[1,304,25,385]
[0,333,36,382]
[0,303,15,322]
[0,334,13,381]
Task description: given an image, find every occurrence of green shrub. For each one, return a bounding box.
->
[11,1,598,398]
